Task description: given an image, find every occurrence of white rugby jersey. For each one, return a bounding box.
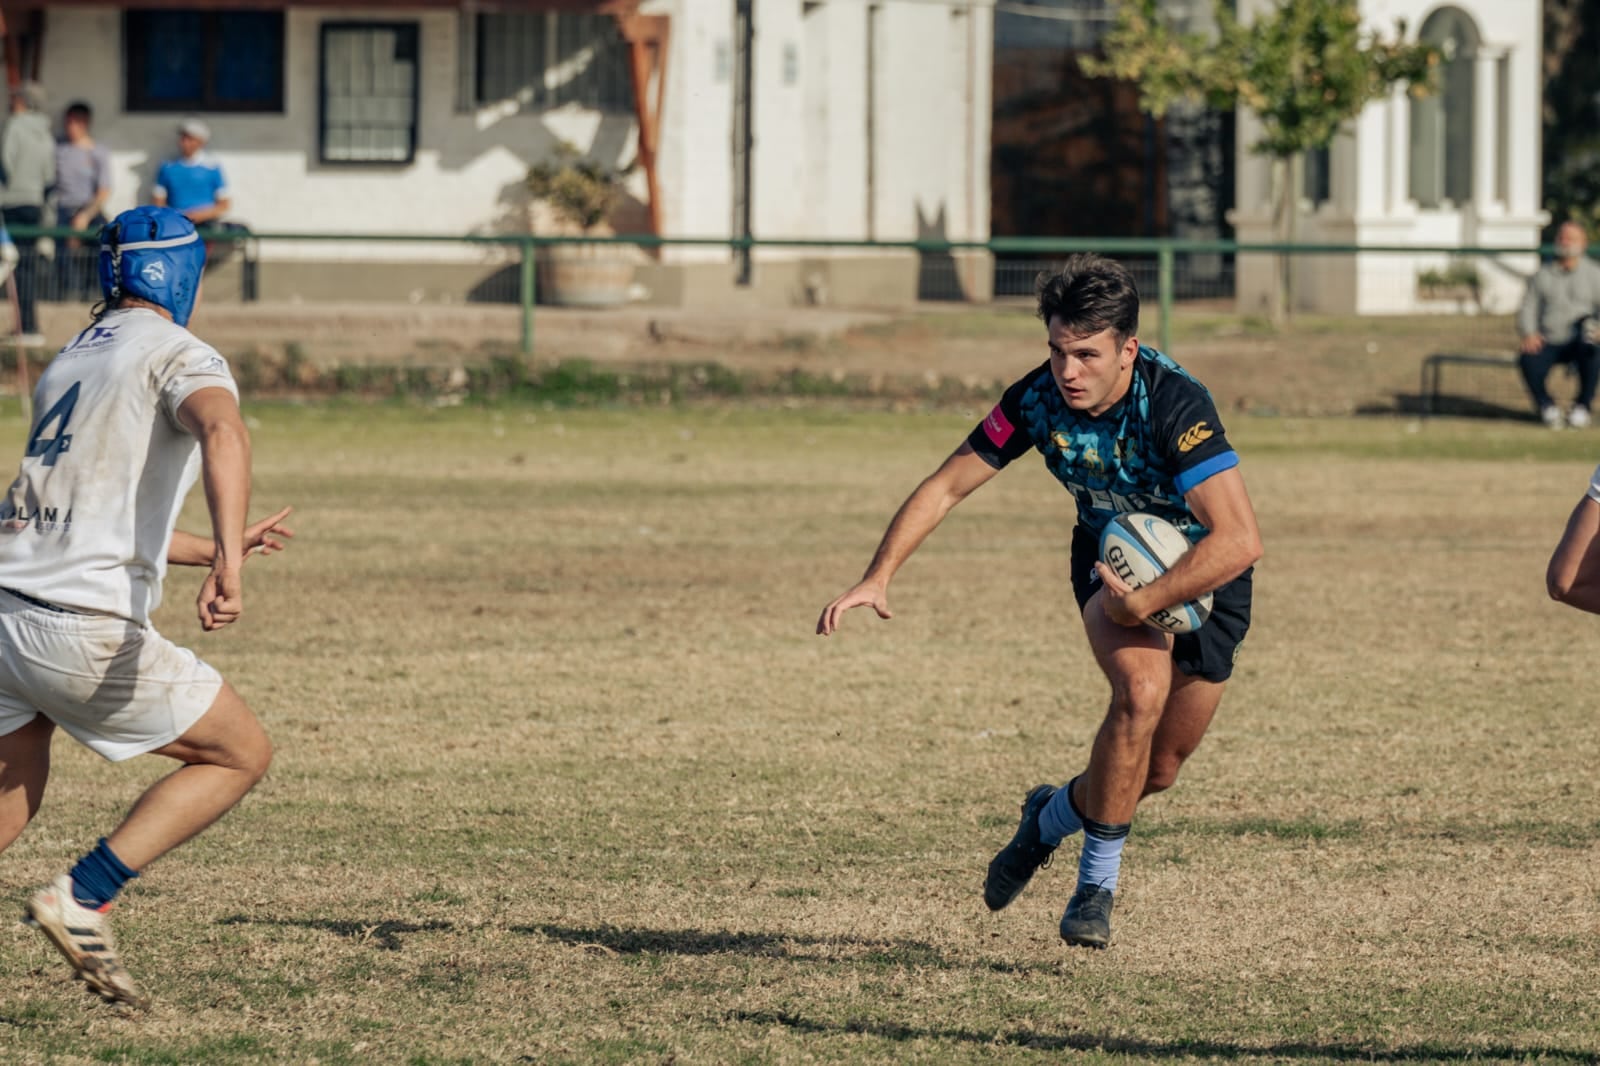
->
[0,308,238,623]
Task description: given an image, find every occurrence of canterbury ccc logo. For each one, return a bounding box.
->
[1177,421,1213,453]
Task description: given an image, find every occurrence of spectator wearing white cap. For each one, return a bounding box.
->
[151,119,230,225]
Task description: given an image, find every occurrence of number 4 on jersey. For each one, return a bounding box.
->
[26,382,80,466]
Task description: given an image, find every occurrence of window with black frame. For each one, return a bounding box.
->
[320,22,420,165]
[467,12,632,111]
[125,9,284,112]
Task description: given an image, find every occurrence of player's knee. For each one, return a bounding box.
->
[1111,674,1169,718]
[227,729,272,785]
[1142,756,1185,796]
[245,735,273,784]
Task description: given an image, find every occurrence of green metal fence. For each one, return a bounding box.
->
[5,226,1557,359]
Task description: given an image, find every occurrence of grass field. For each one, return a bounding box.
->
[3,401,1600,1064]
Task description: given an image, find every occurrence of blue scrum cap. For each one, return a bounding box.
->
[98,206,207,327]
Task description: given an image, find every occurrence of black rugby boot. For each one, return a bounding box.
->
[1059,884,1115,948]
[983,784,1058,911]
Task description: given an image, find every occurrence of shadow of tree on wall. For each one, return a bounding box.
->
[916,201,963,302]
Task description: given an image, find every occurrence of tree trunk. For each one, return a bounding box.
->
[1269,155,1291,327]
[1284,152,1301,323]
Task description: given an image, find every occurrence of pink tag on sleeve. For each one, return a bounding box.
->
[982,405,1015,447]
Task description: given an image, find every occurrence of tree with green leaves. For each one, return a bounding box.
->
[1081,0,1438,321]
[1542,0,1600,239]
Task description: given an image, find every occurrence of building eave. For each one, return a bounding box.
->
[4,0,638,11]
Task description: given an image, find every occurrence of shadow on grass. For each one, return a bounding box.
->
[218,915,453,951]
[728,1009,1597,1062]
[517,923,1039,974]
[1363,394,1534,420]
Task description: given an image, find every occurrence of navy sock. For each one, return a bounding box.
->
[69,838,138,909]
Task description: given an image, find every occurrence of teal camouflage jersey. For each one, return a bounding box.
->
[965,346,1238,540]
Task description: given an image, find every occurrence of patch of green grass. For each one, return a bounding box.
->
[410,884,466,905]
[1233,415,1600,462]
[546,1038,671,1066]
[1136,815,1363,841]
[94,1036,272,1066]
[773,885,821,899]
[412,962,479,1001]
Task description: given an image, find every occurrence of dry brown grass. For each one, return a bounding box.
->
[2,403,1599,1064]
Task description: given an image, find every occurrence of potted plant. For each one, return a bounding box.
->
[526,142,636,308]
[1416,261,1481,310]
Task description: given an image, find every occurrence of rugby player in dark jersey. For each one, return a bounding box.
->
[817,254,1263,947]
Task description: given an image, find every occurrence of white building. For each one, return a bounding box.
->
[1231,0,1546,315]
[9,1,992,306]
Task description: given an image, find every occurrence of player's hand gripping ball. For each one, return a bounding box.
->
[1098,512,1213,634]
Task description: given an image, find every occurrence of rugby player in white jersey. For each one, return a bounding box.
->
[0,205,291,1007]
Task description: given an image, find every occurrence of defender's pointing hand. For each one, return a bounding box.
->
[244,506,295,560]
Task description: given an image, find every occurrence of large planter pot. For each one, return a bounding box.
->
[539,244,634,308]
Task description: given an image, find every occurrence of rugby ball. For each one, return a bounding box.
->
[1098,512,1213,634]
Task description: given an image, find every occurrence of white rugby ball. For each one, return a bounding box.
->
[1098,512,1213,634]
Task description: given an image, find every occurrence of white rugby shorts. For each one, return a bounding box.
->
[0,590,222,761]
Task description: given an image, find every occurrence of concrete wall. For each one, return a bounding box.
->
[650,0,992,301]
[26,1,992,307]
[41,7,640,241]
[1232,0,1545,316]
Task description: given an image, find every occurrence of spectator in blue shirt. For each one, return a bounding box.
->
[151,119,230,225]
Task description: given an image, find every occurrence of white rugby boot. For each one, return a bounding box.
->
[24,874,148,1008]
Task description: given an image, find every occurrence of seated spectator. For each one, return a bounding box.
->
[54,100,111,300]
[1518,221,1600,429]
[152,119,230,225]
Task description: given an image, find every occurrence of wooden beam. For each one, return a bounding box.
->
[5,0,636,9]
[616,13,668,239]
[0,8,20,94]
[24,8,41,82]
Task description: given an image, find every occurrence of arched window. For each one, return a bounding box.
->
[1410,7,1480,208]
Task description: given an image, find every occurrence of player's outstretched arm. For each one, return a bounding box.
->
[1547,496,1600,615]
[169,507,295,567]
[177,387,252,631]
[817,443,1000,635]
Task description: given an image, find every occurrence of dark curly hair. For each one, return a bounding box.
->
[1035,254,1139,343]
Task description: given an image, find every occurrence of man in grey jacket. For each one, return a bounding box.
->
[0,82,56,344]
[1518,221,1600,429]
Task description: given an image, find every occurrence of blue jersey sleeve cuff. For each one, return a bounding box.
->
[1174,450,1239,495]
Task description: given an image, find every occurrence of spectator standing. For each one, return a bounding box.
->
[1517,221,1600,429]
[1,82,57,345]
[53,101,112,301]
[152,120,230,225]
